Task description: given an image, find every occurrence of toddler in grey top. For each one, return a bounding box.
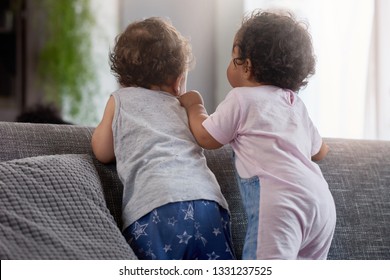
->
[92,17,234,260]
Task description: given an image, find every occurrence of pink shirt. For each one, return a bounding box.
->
[203,85,335,259]
[203,85,324,183]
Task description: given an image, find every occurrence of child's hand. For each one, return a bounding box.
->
[179,90,204,109]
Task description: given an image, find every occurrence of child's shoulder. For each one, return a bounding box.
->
[228,86,272,101]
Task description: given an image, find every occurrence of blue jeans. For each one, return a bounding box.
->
[123,200,236,260]
[235,171,260,260]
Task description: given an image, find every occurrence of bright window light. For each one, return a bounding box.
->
[244,0,374,139]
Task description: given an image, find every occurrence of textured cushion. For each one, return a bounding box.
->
[0,122,124,229]
[1,122,389,260]
[0,122,93,162]
[0,154,137,260]
[204,146,247,260]
[319,138,390,260]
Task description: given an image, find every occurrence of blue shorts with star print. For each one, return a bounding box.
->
[123,200,236,260]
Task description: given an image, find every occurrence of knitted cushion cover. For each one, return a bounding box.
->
[0,154,137,259]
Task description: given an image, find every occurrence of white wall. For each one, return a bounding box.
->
[119,0,217,112]
[215,0,244,104]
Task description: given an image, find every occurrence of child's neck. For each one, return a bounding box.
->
[239,80,264,87]
[150,85,177,96]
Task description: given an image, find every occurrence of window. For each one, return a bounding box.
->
[245,0,385,140]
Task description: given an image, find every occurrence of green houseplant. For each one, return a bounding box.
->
[38,0,96,123]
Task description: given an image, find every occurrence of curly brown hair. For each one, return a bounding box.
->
[234,10,316,92]
[109,17,193,88]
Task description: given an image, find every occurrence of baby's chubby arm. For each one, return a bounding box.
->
[91,96,116,163]
[179,91,222,150]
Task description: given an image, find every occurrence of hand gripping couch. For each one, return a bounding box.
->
[0,121,389,260]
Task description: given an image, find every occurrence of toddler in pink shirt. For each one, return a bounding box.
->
[179,10,336,259]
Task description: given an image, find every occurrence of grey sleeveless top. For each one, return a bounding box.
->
[112,87,229,229]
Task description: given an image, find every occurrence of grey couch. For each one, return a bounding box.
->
[0,121,389,259]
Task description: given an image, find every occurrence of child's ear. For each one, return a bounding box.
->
[243,59,252,73]
[173,72,187,96]
[243,59,253,79]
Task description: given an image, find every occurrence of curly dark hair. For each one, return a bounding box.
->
[234,10,316,92]
[109,17,193,88]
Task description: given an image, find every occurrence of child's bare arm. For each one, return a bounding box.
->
[311,141,329,162]
[179,91,222,150]
[91,96,116,163]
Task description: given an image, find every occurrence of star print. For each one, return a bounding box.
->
[177,231,193,244]
[194,222,201,229]
[168,217,178,226]
[195,231,208,246]
[195,231,202,240]
[212,227,221,236]
[207,251,220,260]
[145,248,156,259]
[131,221,148,240]
[182,204,195,220]
[163,244,172,253]
[152,210,161,224]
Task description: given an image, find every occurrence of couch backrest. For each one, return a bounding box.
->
[1,121,389,260]
[0,122,124,231]
[316,138,390,260]
[0,121,247,259]
[0,122,93,161]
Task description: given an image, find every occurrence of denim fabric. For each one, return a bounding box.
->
[123,200,236,260]
[235,173,260,260]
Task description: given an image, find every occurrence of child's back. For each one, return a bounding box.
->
[92,17,236,260]
[112,87,228,230]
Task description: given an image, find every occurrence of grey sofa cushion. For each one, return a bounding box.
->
[0,123,93,162]
[0,122,124,229]
[319,139,390,260]
[0,154,136,259]
[1,122,389,260]
[204,147,247,260]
